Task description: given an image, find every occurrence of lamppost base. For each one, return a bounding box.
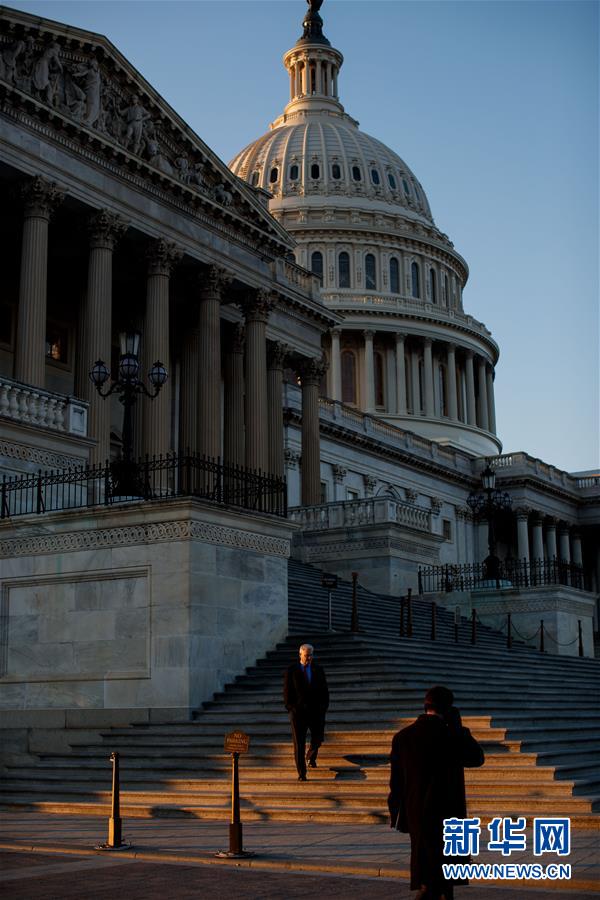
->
[95,842,132,851]
[215,850,256,858]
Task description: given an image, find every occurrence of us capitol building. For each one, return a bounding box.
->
[0,2,598,720]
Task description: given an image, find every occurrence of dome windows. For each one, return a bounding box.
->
[251,171,260,187]
[338,251,351,288]
[389,257,400,294]
[387,172,397,190]
[429,268,437,304]
[289,163,299,181]
[269,167,279,184]
[365,253,376,290]
[310,163,321,179]
[331,163,342,180]
[351,166,362,182]
[311,251,324,284]
[402,178,411,196]
[370,168,380,186]
[411,261,420,298]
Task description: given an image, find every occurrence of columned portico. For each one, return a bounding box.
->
[15,176,64,388]
[446,342,458,421]
[198,266,231,460]
[267,341,288,479]
[78,209,128,465]
[477,356,489,431]
[395,333,407,415]
[558,524,571,563]
[464,351,476,426]
[545,518,558,560]
[142,239,182,458]
[242,289,274,472]
[531,515,544,561]
[223,324,245,468]
[516,508,530,562]
[423,337,434,416]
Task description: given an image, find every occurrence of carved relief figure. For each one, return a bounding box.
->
[0,39,25,85]
[33,41,63,106]
[72,58,102,127]
[120,93,151,156]
[214,183,233,206]
[147,139,174,175]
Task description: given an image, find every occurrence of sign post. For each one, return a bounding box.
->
[216,731,254,858]
[321,573,338,631]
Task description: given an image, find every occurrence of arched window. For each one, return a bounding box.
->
[374,351,385,408]
[439,365,447,417]
[311,251,323,284]
[411,261,420,298]
[389,257,400,294]
[310,163,320,180]
[289,164,299,181]
[269,167,279,184]
[331,163,341,180]
[430,268,437,303]
[352,166,362,182]
[444,274,449,306]
[402,178,411,196]
[388,172,397,190]
[338,251,351,288]
[341,350,357,404]
[251,171,260,187]
[371,168,380,185]
[365,253,376,290]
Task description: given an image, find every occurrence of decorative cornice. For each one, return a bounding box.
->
[0,518,290,559]
[0,438,81,470]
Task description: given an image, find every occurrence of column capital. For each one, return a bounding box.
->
[146,238,183,276]
[298,355,328,386]
[21,175,64,219]
[515,506,531,520]
[446,341,457,353]
[240,288,276,323]
[331,327,342,338]
[363,474,377,495]
[405,488,418,504]
[395,332,407,343]
[202,264,234,299]
[88,209,129,250]
[362,329,375,341]
[423,336,433,348]
[267,341,289,370]
[531,513,544,527]
[332,464,347,484]
[464,349,474,360]
[544,516,557,528]
[284,448,301,470]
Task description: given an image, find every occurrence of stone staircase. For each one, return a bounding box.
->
[1,561,599,828]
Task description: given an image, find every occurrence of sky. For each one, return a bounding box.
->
[8,0,599,473]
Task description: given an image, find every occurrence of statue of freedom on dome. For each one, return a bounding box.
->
[301,0,329,44]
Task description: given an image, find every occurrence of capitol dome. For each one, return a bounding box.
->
[229,1,501,457]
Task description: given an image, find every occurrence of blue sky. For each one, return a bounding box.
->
[9,0,598,472]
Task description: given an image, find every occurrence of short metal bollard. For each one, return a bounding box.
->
[96,751,130,851]
[216,731,255,859]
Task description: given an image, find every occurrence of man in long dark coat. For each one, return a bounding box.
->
[283,643,329,781]
[388,685,484,900]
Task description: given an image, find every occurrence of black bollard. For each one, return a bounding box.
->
[96,751,130,850]
[217,733,254,859]
[578,619,584,657]
[406,588,413,638]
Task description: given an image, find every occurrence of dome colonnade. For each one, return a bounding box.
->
[229,0,500,457]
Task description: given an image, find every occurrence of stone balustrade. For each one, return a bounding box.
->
[273,257,319,297]
[0,376,88,437]
[289,496,431,533]
[491,453,599,496]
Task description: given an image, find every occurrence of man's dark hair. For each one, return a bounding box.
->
[424,685,454,715]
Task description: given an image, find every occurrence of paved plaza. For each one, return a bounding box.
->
[0,813,597,898]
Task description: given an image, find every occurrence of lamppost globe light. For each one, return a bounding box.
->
[148,360,168,388]
[118,352,140,383]
[119,329,141,359]
[89,359,110,388]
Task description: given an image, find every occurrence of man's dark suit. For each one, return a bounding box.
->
[283,661,329,778]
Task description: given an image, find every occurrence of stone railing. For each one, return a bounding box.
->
[491,453,600,497]
[0,376,88,437]
[273,257,320,298]
[285,385,473,476]
[320,291,496,344]
[289,497,431,533]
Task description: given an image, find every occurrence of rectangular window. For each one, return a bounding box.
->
[347,488,359,501]
[443,519,453,541]
[45,322,69,364]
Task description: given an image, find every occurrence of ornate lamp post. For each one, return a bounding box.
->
[467,462,512,582]
[89,330,167,496]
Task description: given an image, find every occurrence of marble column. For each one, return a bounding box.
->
[516,508,530,562]
[423,337,435,417]
[142,239,182,458]
[464,351,476,426]
[330,328,342,401]
[267,341,288,479]
[446,342,458,420]
[477,356,489,431]
[486,365,497,434]
[242,289,274,472]
[545,517,558,560]
[395,333,407,415]
[558,525,571,563]
[198,266,230,460]
[571,532,583,567]
[78,210,128,466]
[363,330,375,411]
[179,294,201,456]
[410,346,420,415]
[531,515,544,561]
[299,356,327,506]
[223,324,245,468]
[15,176,65,387]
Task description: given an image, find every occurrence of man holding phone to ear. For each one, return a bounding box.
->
[388,685,484,900]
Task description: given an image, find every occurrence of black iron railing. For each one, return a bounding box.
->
[418,558,589,594]
[1,452,287,520]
